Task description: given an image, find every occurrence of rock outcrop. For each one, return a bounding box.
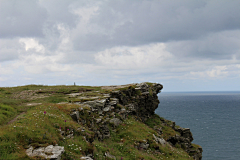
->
[111,82,163,122]
[68,82,202,160]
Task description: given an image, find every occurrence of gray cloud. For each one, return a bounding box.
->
[166,30,240,61]
[72,0,240,51]
[0,0,240,91]
[0,0,47,38]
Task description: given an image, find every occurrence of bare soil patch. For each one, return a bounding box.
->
[7,112,26,125]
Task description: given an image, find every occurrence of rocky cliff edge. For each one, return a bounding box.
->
[68,82,202,160]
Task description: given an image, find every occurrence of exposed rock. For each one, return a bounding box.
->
[83,99,106,110]
[26,103,42,106]
[103,94,110,98]
[191,147,203,160]
[153,126,163,135]
[70,111,79,122]
[67,82,202,159]
[153,134,167,146]
[167,134,192,154]
[126,103,136,113]
[95,125,110,141]
[67,93,82,97]
[139,142,149,150]
[152,83,163,94]
[109,118,122,127]
[103,106,111,112]
[174,128,193,142]
[26,145,64,160]
[66,133,74,139]
[80,156,93,160]
[136,82,149,91]
[110,83,163,122]
[118,108,127,120]
[105,151,116,160]
[95,118,102,123]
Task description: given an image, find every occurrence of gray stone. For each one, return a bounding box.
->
[98,110,103,115]
[109,118,122,127]
[153,134,167,146]
[103,94,110,98]
[139,143,149,150]
[103,106,111,112]
[67,93,82,97]
[26,145,64,160]
[105,151,116,160]
[80,156,93,160]
[66,133,74,139]
[96,118,102,123]
[136,82,149,91]
[70,111,79,122]
[110,98,119,103]
[126,104,136,112]
[142,92,149,95]
[83,99,107,110]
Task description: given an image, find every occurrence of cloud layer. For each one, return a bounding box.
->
[1,0,240,91]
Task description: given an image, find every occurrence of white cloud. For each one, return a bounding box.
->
[189,65,239,78]
[19,38,45,53]
[57,24,70,45]
[207,66,228,77]
[95,43,173,70]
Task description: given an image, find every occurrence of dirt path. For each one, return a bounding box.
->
[7,112,26,125]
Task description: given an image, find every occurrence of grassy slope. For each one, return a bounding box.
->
[0,85,193,160]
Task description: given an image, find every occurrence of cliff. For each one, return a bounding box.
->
[0,82,202,160]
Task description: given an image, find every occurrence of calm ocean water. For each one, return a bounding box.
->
[156,92,240,160]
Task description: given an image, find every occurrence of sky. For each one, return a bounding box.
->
[0,0,240,91]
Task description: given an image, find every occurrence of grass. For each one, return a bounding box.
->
[0,104,17,125]
[0,84,197,159]
[0,104,94,159]
[145,114,180,139]
[92,116,192,160]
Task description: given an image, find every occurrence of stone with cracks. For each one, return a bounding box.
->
[26,145,64,160]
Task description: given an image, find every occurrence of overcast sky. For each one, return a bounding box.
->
[1,0,240,91]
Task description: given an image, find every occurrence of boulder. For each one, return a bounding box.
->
[26,145,64,160]
[153,134,167,146]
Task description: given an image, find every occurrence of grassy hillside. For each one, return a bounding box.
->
[0,84,198,160]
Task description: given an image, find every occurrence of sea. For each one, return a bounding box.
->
[156,91,240,160]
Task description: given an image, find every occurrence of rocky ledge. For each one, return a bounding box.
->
[68,82,202,160]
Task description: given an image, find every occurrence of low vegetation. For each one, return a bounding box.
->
[0,84,196,159]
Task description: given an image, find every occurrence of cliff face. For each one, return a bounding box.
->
[69,82,203,160]
[110,83,163,122]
